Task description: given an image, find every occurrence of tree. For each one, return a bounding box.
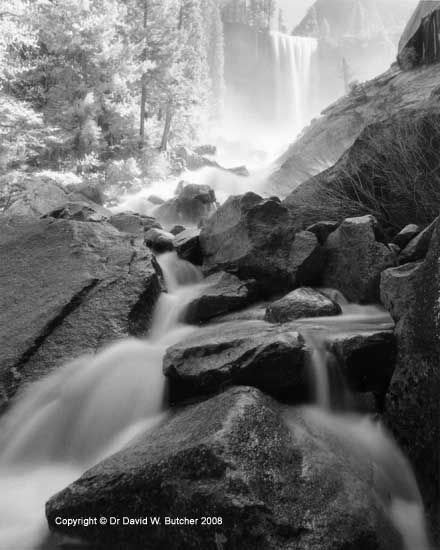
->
[278,8,287,33]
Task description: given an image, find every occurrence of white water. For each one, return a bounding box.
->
[290,294,431,550]
[0,253,205,550]
[0,251,431,549]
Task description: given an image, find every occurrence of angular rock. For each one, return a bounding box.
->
[305,220,339,245]
[163,320,307,402]
[173,228,202,265]
[380,262,423,320]
[66,182,105,206]
[184,272,257,324]
[265,287,341,323]
[109,212,161,235]
[384,217,440,537]
[145,228,174,253]
[5,177,70,218]
[329,331,396,396]
[170,224,186,236]
[322,215,397,303]
[155,183,217,226]
[392,224,421,249]
[399,219,437,264]
[46,386,403,550]
[200,193,323,291]
[43,201,110,223]
[0,216,162,406]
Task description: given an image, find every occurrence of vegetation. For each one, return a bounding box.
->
[312,112,440,233]
[0,0,225,197]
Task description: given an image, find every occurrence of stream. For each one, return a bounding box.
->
[0,253,431,549]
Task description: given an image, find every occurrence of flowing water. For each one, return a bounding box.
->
[0,255,432,549]
[289,294,431,550]
[0,253,205,550]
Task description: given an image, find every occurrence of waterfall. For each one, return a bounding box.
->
[270,32,318,141]
[220,25,318,167]
[0,253,206,550]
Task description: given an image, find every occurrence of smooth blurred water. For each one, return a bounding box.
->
[0,252,204,549]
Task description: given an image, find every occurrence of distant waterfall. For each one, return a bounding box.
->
[270,32,318,140]
[220,23,318,166]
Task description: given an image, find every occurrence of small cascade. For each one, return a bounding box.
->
[290,291,431,550]
[0,252,205,550]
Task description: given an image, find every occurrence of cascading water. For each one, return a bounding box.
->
[289,294,431,550]
[0,253,432,549]
[0,252,205,550]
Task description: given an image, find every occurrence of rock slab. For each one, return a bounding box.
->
[46,386,402,550]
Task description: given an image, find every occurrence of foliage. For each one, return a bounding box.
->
[221,0,276,31]
[0,0,225,178]
[312,113,440,233]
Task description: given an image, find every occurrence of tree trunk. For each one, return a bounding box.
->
[139,0,148,142]
[159,104,173,152]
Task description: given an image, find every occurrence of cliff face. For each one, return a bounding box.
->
[268,63,440,196]
[398,1,440,66]
[293,0,415,105]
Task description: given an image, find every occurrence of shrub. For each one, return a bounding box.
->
[304,112,440,234]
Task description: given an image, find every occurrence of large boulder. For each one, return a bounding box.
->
[0,216,162,406]
[398,219,436,264]
[173,228,202,265]
[163,320,308,402]
[200,193,323,292]
[184,272,258,324]
[4,177,71,217]
[322,215,397,303]
[265,287,341,323]
[155,182,217,226]
[144,228,175,253]
[46,386,403,550]
[329,331,396,397]
[382,217,440,541]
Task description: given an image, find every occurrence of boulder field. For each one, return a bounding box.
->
[0,182,438,548]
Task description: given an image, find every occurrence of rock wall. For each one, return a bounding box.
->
[398,1,440,67]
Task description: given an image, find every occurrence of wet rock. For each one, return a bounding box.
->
[46,386,403,550]
[163,320,308,402]
[155,183,217,226]
[329,331,396,396]
[173,228,202,265]
[200,193,323,292]
[322,215,397,303]
[392,224,421,249]
[399,219,437,264]
[145,228,174,253]
[0,216,162,407]
[184,272,258,324]
[109,212,161,235]
[265,287,341,323]
[306,220,339,245]
[384,217,440,537]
